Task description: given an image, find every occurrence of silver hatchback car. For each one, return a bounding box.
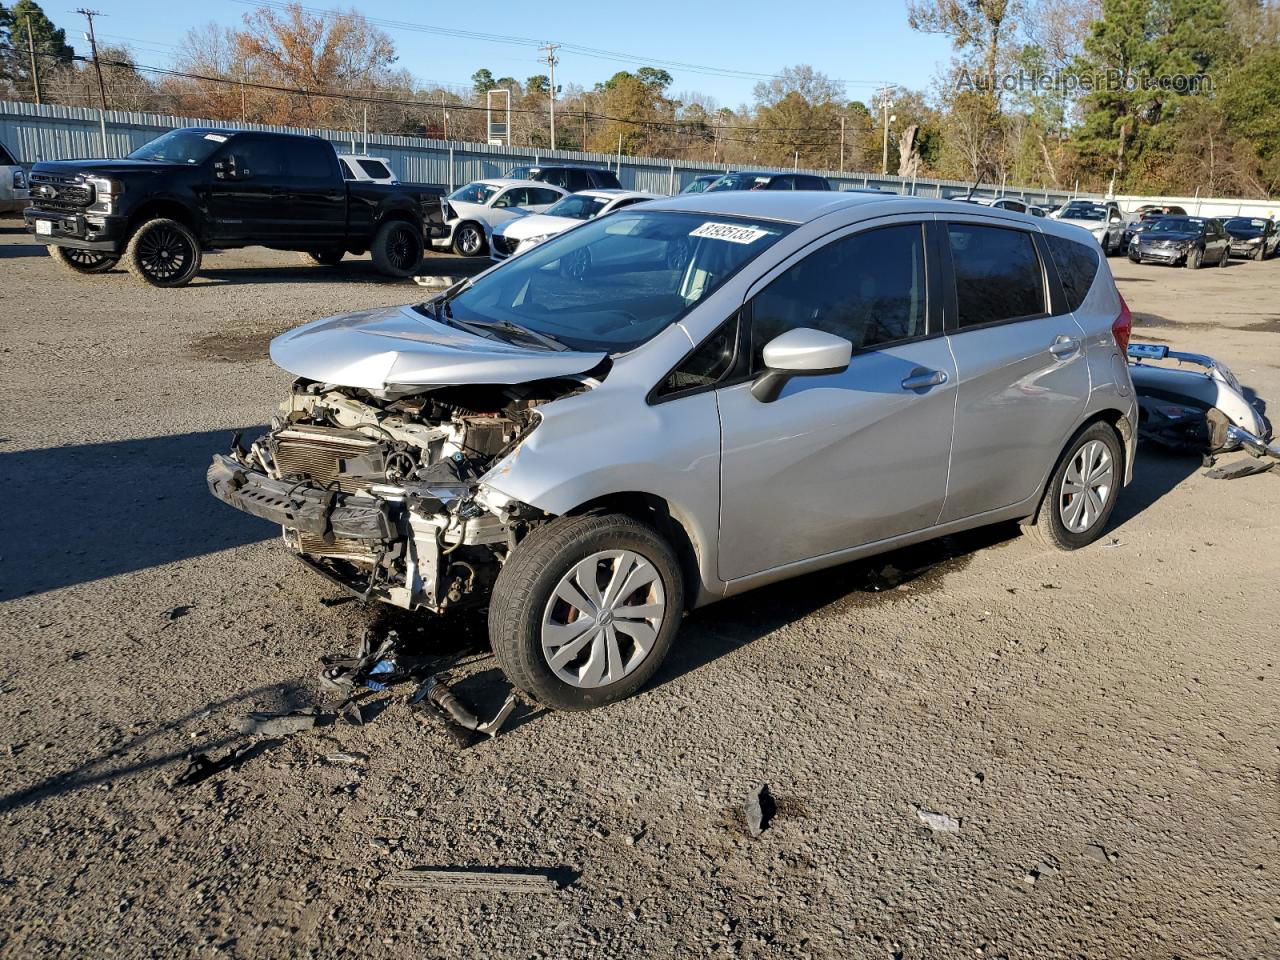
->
[210,192,1138,710]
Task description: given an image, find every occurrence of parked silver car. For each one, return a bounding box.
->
[209,193,1138,710]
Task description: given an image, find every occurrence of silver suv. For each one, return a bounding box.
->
[209,193,1137,710]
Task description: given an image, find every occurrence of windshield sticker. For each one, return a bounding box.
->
[689,222,771,244]
[203,133,229,142]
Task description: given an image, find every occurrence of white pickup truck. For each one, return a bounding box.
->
[0,138,28,215]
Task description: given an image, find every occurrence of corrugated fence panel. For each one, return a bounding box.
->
[4,100,1275,215]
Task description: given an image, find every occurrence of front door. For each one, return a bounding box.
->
[938,219,1088,522]
[205,137,292,244]
[717,219,956,582]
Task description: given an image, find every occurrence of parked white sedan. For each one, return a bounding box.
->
[434,179,568,256]
[489,189,661,262]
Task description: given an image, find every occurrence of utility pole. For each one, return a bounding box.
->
[76,9,108,110]
[838,116,845,174]
[540,42,560,151]
[25,16,42,105]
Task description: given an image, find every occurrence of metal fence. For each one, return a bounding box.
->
[5,100,1278,218]
[0,99,1078,204]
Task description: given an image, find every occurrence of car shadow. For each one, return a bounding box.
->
[0,240,46,258]
[0,680,309,814]
[0,427,270,600]
[195,253,489,287]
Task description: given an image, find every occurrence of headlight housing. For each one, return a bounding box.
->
[520,233,555,248]
[86,176,123,214]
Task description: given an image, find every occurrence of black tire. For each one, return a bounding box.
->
[1023,421,1124,551]
[1128,252,1140,264]
[370,219,423,277]
[1186,247,1202,269]
[1219,246,1230,267]
[489,513,685,711]
[452,221,486,257]
[300,248,344,267]
[125,218,201,288]
[48,245,118,275]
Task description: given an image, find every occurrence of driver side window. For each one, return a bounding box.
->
[749,223,928,371]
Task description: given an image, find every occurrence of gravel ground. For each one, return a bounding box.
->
[0,227,1276,959]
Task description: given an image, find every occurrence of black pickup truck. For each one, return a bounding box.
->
[24,127,446,287]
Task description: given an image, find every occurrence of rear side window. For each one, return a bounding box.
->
[566,169,592,191]
[529,188,563,206]
[589,169,621,189]
[292,141,336,180]
[357,159,391,179]
[765,176,793,190]
[796,175,829,190]
[947,224,1045,328]
[541,169,570,189]
[339,159,356,179]
[750,223,927,369]
[1044,234,1100,313]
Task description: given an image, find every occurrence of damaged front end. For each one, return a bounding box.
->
[208,376,580,611]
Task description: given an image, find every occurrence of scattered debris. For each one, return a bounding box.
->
[744,782,776,837]
[240,706,321,738]
[1084,843,1119,863]
[1205,458,1274,480]
[1023,857,1061,885]
[1040,583,1060,590]
[164,605,194,621]
[381,867,566,894]
[324,751,368,765]
[409,676,517,747]
[915,808,961,833]
[173,744,251,787]
[319,595,355,607]
[971,771,985,785]
[1102,538,1124,549]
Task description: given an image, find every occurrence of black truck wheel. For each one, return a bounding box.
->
[489,513,684,711]
[48,245,118,275]
[125,218,202,288]
[301,249,344,267]
[371,219,423,277]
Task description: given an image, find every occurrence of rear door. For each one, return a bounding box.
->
[938,218,1088,522]
[285,140,347,245]
[716,217,956,581]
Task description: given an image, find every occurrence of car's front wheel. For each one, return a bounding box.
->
[1024,421,1123,551]
[1186,247,1202,269]
[489,513,684,711]
[48,245,118,275]
[125,218,202,287]
[452,222,486,257]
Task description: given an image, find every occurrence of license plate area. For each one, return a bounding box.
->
[35,219,53,235]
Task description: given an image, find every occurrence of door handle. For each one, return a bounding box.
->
[901,367,948,391]
[1049,335,1081,359]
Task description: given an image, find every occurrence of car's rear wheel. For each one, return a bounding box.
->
[489,513,684,711]
[48,245,118,275]
[124,218,202,288]
[371,219,423,277]
[452,222,485,257]
[301,248,344,267]
[1024,422,1123,551]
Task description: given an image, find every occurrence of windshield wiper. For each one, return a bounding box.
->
[447,313,568,352]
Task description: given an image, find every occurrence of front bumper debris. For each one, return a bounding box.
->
[206,454,393,540]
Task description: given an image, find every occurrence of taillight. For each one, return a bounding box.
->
[1112,294,1132,352]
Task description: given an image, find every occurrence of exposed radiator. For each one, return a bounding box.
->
[271,426,381,494]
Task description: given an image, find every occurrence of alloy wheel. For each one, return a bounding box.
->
[385,225,420,271]
[66,249,112,269]
[458,225,482,256]
[540,549,667,689]
[1059,439,1114,534]
[136,225,193,282]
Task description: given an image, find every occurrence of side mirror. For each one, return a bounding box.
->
[751,327,852,403]
[214,155,244,180]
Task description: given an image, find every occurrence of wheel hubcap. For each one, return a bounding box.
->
[1059,439,1113,534]
[540,549,666,689]
[389,227,419,268]
[460,227,480,255]
[138,227,190,280]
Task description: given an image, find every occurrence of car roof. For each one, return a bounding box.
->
[338,154,391,161]
[569,189,660,200]
[182,126,327,143]
[641,190,937,224]
[473,178,555,189]
[515,163,611,171]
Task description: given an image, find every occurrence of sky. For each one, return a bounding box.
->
[80,0,961,108]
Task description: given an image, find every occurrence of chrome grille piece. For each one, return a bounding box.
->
[30,174,93,209]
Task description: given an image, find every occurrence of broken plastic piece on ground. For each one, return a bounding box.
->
[916,808,962,833]
[381,867,567,894]
[173,744,252,787]
[744,782,776,837]
[240,706,321,738]
[365,659,396,692]
[1204,458,1274,480]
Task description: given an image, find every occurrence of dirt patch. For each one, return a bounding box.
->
[191,330,281,362]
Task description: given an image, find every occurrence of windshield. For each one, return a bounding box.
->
[506,166,536,179]
[1226,218,1267,232]
[434,211,791,353]
[128,129,228,164]
[681,176,717,194]
[545,194,609,220]
[1061,203,1105,221]
[1148,217,1203,233]
[449,182,500,205]
[707,173,770,192]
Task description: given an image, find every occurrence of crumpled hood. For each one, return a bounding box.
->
[269,303,607,390]
[497,213,581,242]
[1139,231,1197,244]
